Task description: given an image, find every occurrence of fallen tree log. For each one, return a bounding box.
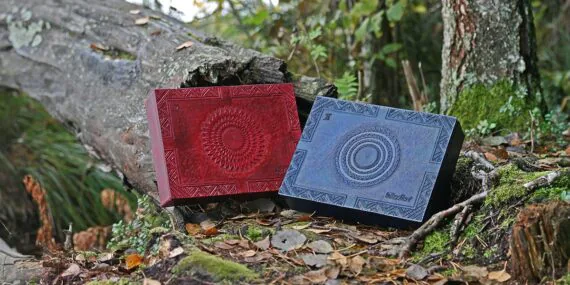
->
[0,0,335,202]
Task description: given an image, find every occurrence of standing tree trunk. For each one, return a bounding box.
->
[439,0,541,130]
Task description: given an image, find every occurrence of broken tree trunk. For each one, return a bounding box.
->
[510,201,570,283]
[0,0,335,203]
[439,0,542,130]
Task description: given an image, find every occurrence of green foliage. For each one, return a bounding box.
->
[172,250,258,282]
[193,0,416,103]
[0,90,135,237]
[465,120,497,137]
[107,195,171,254]
[335,72,359,100]
[530,107,570,147]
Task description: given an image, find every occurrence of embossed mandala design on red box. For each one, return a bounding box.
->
[146,84,301,206]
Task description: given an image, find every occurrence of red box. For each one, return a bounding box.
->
[146,84,301,206]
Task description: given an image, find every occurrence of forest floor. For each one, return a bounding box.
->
[6,133,570,285]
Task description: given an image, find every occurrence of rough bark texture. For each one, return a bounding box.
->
[510,201,570,283]
[0,0,335,202]
[439,0,541,113]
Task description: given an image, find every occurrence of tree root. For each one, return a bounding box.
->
[463,151,495,171]
[382,169,498,259]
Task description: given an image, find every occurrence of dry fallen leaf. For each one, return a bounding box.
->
[351,233,378,244]
[271,230,306,252]
[185,223,201,235]
[306,228,331,234]
[237,239,250,249]
[214,241,234,250]
[303,269,328,284]
[176,41,194,51]
[405,264,428,280]
[200,220,216,230]
[225,239,241,245]
[143,278,161,285]
[484,152,498,161]
[253,236,270,250]
[488,270,511,282]
[308,240,333,254]
[169,247,184,258]
[291,222,311,230]
[300,254,328,268]
[239,250,257,258]
[328,251,348,268]
[244,252,272,263]
[125,253,144,270]
[61,263,81,277]
[203,227,219,236]
[349,255,366,276]
[90,43,109,52]
[461,265,488,280]
[325,266,340,279]
[135,16,150,25]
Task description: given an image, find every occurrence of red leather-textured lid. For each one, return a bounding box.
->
[146,84,301,206]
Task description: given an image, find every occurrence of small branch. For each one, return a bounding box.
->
[356,69,364,101]
[523,170,568,191]
[464,150,495,170]
[418,62,428,104]
[402,60,424,111]
[395,169,498,259]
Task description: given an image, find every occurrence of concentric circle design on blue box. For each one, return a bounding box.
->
[336,125,400,187]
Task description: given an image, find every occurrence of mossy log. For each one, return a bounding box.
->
[0,0,335,203]
[510,201,570,283]
[440,0,542,130]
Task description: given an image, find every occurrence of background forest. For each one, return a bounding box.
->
[0,0,569,283]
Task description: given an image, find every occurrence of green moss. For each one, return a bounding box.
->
[448,80,537,132]
[246,225,264,241]
[421,231,450,255]
[483,245,498,259]
[486,165,547,207]
[462,243,476,259]
[243,224,273,242]
[463,215,484,239]
[172,250,258,282]
[442,268,457,277]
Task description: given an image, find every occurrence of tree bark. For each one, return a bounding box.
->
[439,0,541,113]
[0,0,335,202]
[510,201,570,283]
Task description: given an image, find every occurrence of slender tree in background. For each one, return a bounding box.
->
[439,0,541,131]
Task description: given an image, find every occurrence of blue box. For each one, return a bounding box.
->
[278,97,464,228]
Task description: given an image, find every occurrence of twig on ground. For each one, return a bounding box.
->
[464,151,495,170]
[391,169,498,259]
[523,169,568,191]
